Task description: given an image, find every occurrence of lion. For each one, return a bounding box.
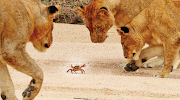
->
[0,0,59,99]
[76,0,180,70]
[76,0,155,43]
[117,0,180,78]
[122,44,180,72]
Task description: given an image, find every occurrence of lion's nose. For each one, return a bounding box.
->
[53,19,56,22]
[106,35,109,38]
[44,43,50,48]
[133,53,135,56]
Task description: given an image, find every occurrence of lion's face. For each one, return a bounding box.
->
[30,5,59,52]
[117,27,139,59]
[77,1,115,43]
[32,25,53,52]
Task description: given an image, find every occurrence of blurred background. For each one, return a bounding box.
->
[41,0,92,24]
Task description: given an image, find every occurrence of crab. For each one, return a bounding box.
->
[67,64,85,74]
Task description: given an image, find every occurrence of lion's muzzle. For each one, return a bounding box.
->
[90,35,108,43]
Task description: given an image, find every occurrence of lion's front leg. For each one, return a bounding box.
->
[0,60,18,100]
[172,52,180,69]
[2,49,43,100]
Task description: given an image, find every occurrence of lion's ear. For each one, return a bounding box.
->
[117,28,130,38]
[76,6,85,18]
[117,29,124,36]
[48,5,60,14]
[121,26,129,33]
[99,7,108,12]
[97,7,109,18]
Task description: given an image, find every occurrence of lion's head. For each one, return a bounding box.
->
[32,25,53,52]
[76,1,115,43]
[117,26,144,60]
[29,5,59,52]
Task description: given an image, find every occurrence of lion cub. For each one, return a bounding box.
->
[117,0,180,78]
[0,0,59,99]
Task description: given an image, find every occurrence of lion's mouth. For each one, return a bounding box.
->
[91,35,108,43]
[33,43,47,52]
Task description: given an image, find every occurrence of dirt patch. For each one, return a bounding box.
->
[11,24,180,100]
[41,0,92,24]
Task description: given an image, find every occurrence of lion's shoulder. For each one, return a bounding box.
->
[173,2,180,8]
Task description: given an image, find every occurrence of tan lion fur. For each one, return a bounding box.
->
[126,44,180,70]
[77,0,180,70]
[137,45,180,70]
[118,0,180,78]
[77,0,155,43]
[0,0,59,99]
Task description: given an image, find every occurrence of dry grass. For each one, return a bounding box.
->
[41,0,92,24]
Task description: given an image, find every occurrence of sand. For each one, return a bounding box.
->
[8,23,180,100]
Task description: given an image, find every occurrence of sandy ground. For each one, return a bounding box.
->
[7,23,180,100]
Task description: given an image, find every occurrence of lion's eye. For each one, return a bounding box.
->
[122,43,125,47]
[122,43,124,46]
[97,27,101,30]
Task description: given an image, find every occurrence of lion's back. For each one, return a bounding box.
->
[0,0,34,42]
[0,0,31,22]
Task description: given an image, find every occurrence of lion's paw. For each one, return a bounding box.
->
[22,86,34,98]
[1,95,6,100]
[153,72,169,78]
[22,79,36,99]
[141,63,148,68]
[119,63,139,72]
[142,63,153,68]
[118,63,126,69]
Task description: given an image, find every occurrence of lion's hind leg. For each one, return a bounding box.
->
[119,45,164,71]
[140,45,180,69]
[154,43,180,78]
[0,60,18,100]
[142,55,164,68]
